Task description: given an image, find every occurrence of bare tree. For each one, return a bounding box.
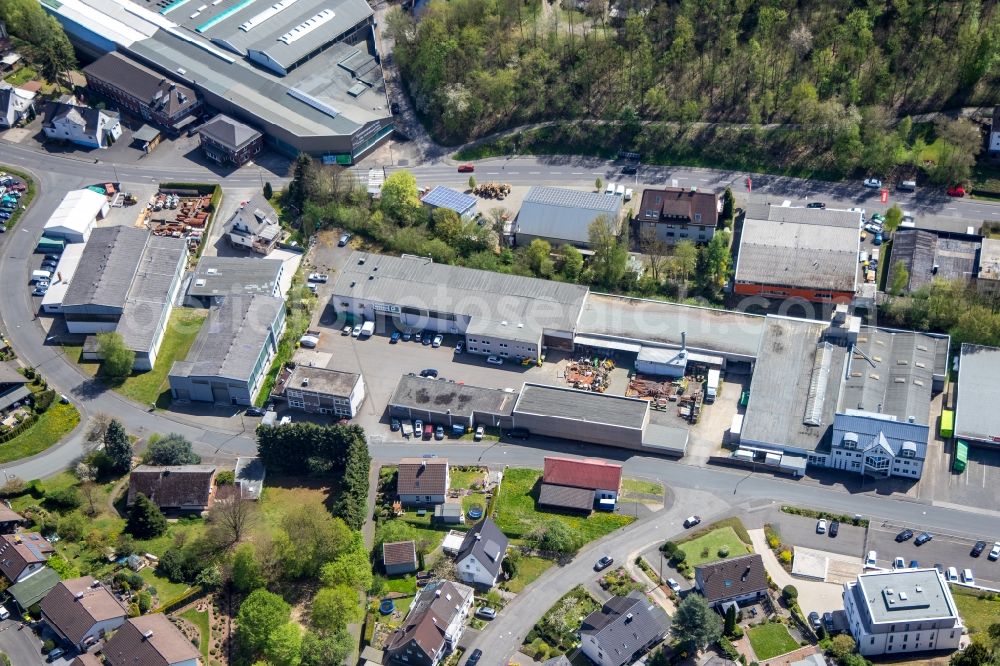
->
[80,481,100,517]
[641,230,670,284]
[209,495,258,548]
[86,412,113,444]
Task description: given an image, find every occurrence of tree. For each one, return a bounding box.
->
[883,204,903,234]
[431,208,464,246]
[126,493,167,539]
[588,215,629,289]
[142,433,201,466]
[929,118,982,186]
[530,520,579,553]
[560,244,584,282]
[828,634,858,662]
[949,642,995,666]
[263,182,273,200]
[310,585,362,632]
[782,585,798,602]
[79,481,100,517]
[279,505,353,579]
[232,543,265,592]
[380,170,423,225]
[209,495,258,547]
[287,153,317,211]
[300,629,352,666]
[237,590,292,659]
[319,532,373,591]
[701,231,732,290]
[525,238,554,277]
[96,332,134,378]
[672,594,722,651]
[104,418,132,474]
[672,240,699,288]
[595,177,603,192]
[264,622,301,666]
[468,175,476,190]
[86,412,113,444]
[721,187,736,226]
[890,261,910,296]
[723,604,737,636]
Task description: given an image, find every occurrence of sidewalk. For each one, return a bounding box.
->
[747,529,844,618]
[625,555,677,615]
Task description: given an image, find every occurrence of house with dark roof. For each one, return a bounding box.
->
[70,654,104,666]
[197,114,263,167]
[103,613,201,666]
[694,554,768,609]
[383,540,418,576]
[0,532,54,583]
[42,100,122,149]
[990,107,1000,155]
[637,187,720,245]
[0,502,24,533]
[539,456,623,512]
[454,518,508,588]
[579,590,670,666]
[127,465,217,512]
[83,51,200,130]
[0,85,35,128]
[40,576,128,651]
[397,458,450,506]
[0,362,30,416]
[384,579,473,666]
[224,195,282,255]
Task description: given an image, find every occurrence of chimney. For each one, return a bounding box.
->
[681,331,686,351]
[75,591,84,600]
[421,460,426,469]
[741,566,751,582]
[434,589,441,598]
[302,377,309,386]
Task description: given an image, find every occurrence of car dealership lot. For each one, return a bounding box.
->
[867,522,1000,589]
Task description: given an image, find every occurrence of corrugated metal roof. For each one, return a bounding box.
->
[117,235,186,354]
[516,186,622,245]
[514,383,647,429]
[955,343,1000,443]
[62,226,148,310]
[388,375,517,419]
[188,256,283,297]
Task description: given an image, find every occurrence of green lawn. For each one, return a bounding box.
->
[462,492,488,516]
[139,566,191,604]
[383,576,418,595]
[622,478,663,497]
[0,402,80,464]
[951,587,1000,639]
[527,586,601,656]
[4,66,38,86]
[677,525,751,566]
[495,468,633,543]
[180,607,210,659]
[503,555,554,594]
[747,622,799,661]
[450,467,487,490]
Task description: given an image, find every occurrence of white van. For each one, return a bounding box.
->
[0,604,9,620]
[30,270,51,283]
[605,182,615,196]
[624,187,633,201]
[615,184,625,197]
[859,251,869,264]
[947,566,959,582]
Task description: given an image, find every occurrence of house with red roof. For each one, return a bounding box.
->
[539,457,623,512]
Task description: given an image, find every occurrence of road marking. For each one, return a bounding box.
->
[592,172,603,175]
[508,172,519,175]
[486,172,498,175]
[572,172,585,175]
[529,171,540,175]
[698,178,709,182]
[946,207,958,210]
[550,171,561,174]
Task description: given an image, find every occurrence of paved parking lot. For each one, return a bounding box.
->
[921,438,1000,513]
[867,522,1000,589]
[758,509,866,560]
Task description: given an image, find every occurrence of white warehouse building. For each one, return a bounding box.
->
[42,188,109,243]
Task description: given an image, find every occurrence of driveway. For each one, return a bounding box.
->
[0,620,71,665]
[747,529,846,618]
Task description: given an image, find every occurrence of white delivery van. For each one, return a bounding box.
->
[705,369,721,403]
[30,270,51,283]
[624,187,633,201]
[615,184,625,197]
[359,320,375,338]
[605,182,615,196]
[859,251,869,264]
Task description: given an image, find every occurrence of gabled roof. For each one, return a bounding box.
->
[0,532,53,581]
[197,113,262,150]
[0,86,34,118]
[579,591,670,666]
[83,51,198,119]
[638,187,719,227]
[516,186,622,245]
[0,362,28,386]
[127,465,216,508]
[8,566,60,610]
[834,413,929,460]
[383,540,417,568]
[70,655,104,666]
[103,613,201,666]
[227,194,279,238]
[385,580,473,661]
[62,226,147,310]
[0,502,24,524]
[42,101,117,138]
[538,483,594,511]
[543,456,622,491]
[40,577,127,646]
[455,518,508,578]
[397,458,448,496]
[695,554,768,603]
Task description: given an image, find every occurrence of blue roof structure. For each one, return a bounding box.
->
[421,186,477,217]
[833,412,929,459]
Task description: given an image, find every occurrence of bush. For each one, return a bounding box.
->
[660,541,678,555]
[26,480,44,499]
[44,487,81,511]
[670,549,687,565]
[718,546,730,558]
[34,390,55,414]
[778,550,792,565]
[42,640,55,654]
[216,470,235,485]
[782,585,799,602]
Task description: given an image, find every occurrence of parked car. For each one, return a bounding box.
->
[989,542,1000,561]
[46,648,65,662]
[829,520,840,537]
[390,102,400,115]
[486,355,504,365]
[934,563,944,574]
[458,164,475,173]
[684,516,701,528]
[947,185,967,197]
[414,419,423,434]
[668,578,682,593]
[298,333,320,348]
[915,532,933,546]
[351,324,362,337]
[594,555,614,571]
[390,419,400,431]
[947,566,959,581]
[423,423,433,439]
[422,332,433,345]
[806,202,826,209]
[246,406,266,417]
[466,649,483,666]
[435,425,444,440]
[455,341,464,354]
[307,273,329,283]
[414,331,423,343]
[402,330,412,342]
[893,556,906,569]
[962,568,975,584]
[816,519,827,534]
[342,325,352,335]
[420,368,438,378]
[895,529,914,543]
[390,331,401,343]
[475,607,496,620]
[474,425,484,441]
[909,560,920,568]
[505,428,530,440]
[31,287,47,297]
[432,334,443,348]
[864,178,883,188]
[823,612,835,632]
[621,165,637,175]
[972,540,987,557]
[338,233,351,246]
[866,551,878,566]
[808,611,821,629]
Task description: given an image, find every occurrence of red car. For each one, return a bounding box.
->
[423,424,433,439]
[457,164,475,173]
[947,185,966,197]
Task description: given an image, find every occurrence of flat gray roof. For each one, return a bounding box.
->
[188,256,283,297]
[333,252,589,335]
[117,235,186,353]
[514,383,648,429]
[736,205,861,292]
[576,293,765,359]
[955,343,1000,443]
[887,229,979,292]
[170,294,283,382]
[388,374,518,419]
[62,226,148,310]
[854,569,958,625]
[286,364,359,397]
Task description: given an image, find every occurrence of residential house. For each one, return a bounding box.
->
[990,107,1000,155]
[8,566,59,612]
[636,187,720,245]
[539,456,623,512]
[0,85,35,128]
[83,51,200,130]
[454,518,508,588]
[277,364,366,418]
[515,186,623,248]
[224,195,282,255]
[102,613,201,666]
[42,100,122,149]
[384,580,473,666]
[127,465,217,511]
[70,655,104,666]
[0,502,24,533]
[843,568,964,656]
[421,186,478,222]
[40,576,128,651]
[695,554,768,609]
[383,540,418,576]
[0,362,30,416]
[197,114,263,167]
[397,458,450,506]
[579,590,670,666]
[0,532,54,583]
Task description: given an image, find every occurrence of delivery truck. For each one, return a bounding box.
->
[705,369,721,403]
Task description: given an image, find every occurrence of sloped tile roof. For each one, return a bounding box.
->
[543,456,622,491]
